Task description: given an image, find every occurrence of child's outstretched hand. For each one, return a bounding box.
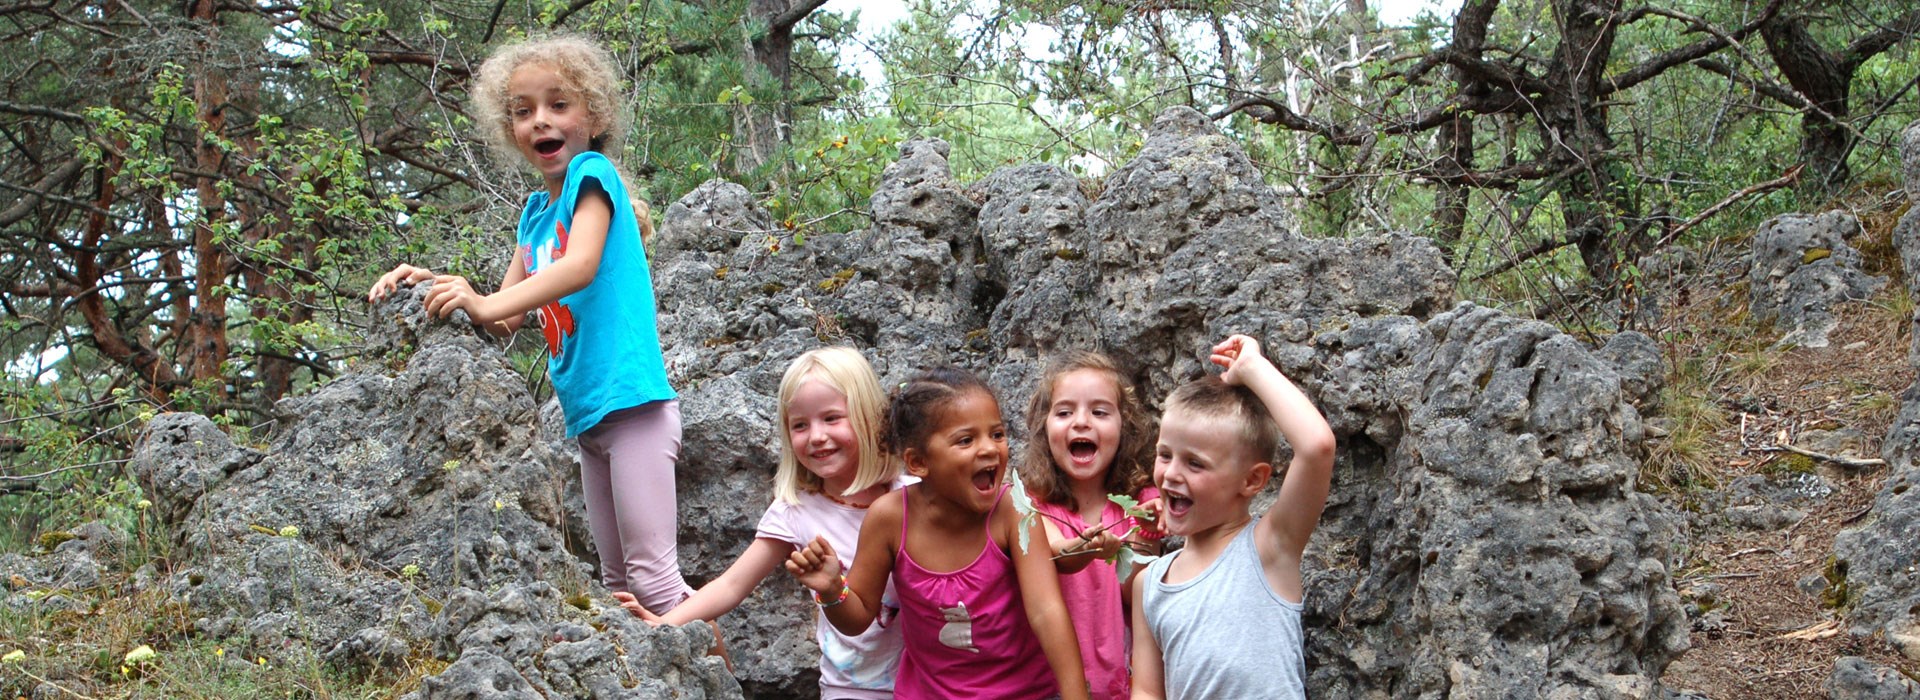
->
[367,263,435,302]
[610,592,665,626]
[1072,529,1124,560]
[784,535,843,594]
[1210,334,1274,387]
[423,274,500,323]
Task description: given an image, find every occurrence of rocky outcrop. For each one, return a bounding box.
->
[653,107,1685,697]
[1832,382,1920,664]
[126,106,1687,699]
[129,287,738,699]
[1746,211,1886,349]
[1828,656,1920,699]
[1829,123,1920,673]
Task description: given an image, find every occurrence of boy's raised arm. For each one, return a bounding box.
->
[1210,335,1336,557]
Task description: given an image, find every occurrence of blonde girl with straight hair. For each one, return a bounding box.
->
[637,346,912,699]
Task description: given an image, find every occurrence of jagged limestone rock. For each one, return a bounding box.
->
[1747,211,1886,349]
[1828,656,1920,699]
[130,284,738,698]
[1892,205,1920,364]
[1833,380,1920,664]
[652,106,1684,699]
[135,105,1688,699]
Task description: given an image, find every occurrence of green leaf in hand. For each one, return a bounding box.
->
[1008,466,1038,554]
[1108,493,1153,519]
[1114,547,1160,583]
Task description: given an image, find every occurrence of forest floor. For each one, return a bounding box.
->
[1649,200,1920,697]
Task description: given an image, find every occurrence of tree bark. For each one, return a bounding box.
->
[732,0,801,174]
[1545,0,1645,287]
[1761,14,1852,195]
[187,0,231,399]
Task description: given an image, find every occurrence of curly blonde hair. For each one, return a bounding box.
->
[470,33,632,171]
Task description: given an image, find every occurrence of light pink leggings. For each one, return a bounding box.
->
[577,400,693,612]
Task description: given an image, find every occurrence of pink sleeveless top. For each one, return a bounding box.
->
[892,485,1057,699]
[1034,499,1132,700]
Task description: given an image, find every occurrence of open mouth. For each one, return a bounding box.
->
[1165,492,1193,518]
[971,466,998,493]
[1067,438,1099,462]
[533,138,565,157]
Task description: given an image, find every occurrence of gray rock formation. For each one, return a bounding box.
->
[1833,381,1920,663]
[129,286,738,699]
[0,521,118,615]
[1828,656,1920,699]
[1746,211,1886,349]
[1600,330,1665,411]
[1894,205,1920,364]
[124,105,1689,699]
[652,107,1685,698]
[1828,123,1920,679]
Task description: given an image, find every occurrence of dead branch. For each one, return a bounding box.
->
[1754,442,1886,470]
[1652,164,1802,249]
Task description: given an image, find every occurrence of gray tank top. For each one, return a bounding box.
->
[1141,519,1305,699]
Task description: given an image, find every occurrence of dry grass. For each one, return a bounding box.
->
[0,556,432,699]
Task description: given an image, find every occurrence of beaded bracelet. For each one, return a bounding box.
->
[814,577,851,608]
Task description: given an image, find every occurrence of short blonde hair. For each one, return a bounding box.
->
[1163,376,1279,468]
[470,33,631,171]
[774,347,898,504]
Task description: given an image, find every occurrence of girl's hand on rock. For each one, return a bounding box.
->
[368,264,434,302]
[423,274,498,323]
[610,592,663,625]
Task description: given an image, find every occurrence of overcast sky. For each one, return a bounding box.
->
[823,0,1464,37]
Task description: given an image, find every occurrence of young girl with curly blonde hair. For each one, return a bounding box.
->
[368,34,692,613]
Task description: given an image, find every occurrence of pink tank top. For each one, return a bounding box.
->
[892,485,1057,699]
[1034,499,1132,700]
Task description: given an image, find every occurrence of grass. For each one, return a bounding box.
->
[1644,382,1732,495]
[0,518,433,700]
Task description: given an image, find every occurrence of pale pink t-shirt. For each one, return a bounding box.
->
[1034,498,1135,700]
[756,476,914,700]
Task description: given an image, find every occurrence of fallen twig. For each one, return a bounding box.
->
[1776,619,1841,641]
[1754,443,1886,470]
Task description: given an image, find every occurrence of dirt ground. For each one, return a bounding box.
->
[1647,222,1920,697]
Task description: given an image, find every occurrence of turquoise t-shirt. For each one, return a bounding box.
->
[516,151,676,437]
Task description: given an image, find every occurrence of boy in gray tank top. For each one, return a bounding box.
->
[1130,335,1337,700]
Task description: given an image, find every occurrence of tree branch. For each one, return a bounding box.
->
[1651,164,1801,249]
[767,0,831,35]
[1603,1,1782,96]
[0,158,87,227]
[0,98,86,123]
[1691,57,1807,109]
[1841,8,1920,72]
